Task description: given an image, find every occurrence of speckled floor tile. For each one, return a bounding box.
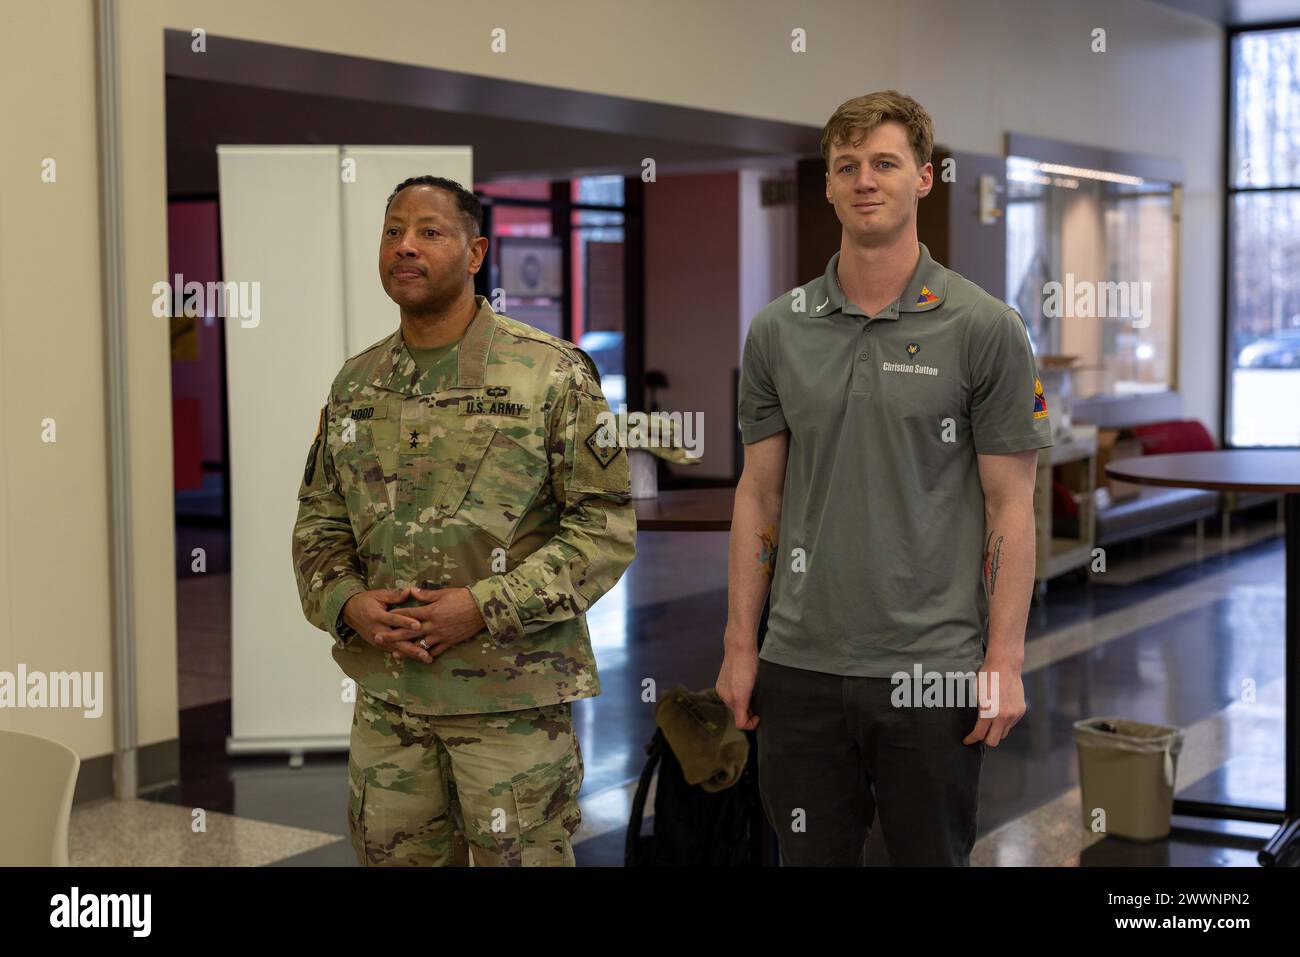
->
[69,798,338,867]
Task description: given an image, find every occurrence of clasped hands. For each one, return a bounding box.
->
[341,586,486,665]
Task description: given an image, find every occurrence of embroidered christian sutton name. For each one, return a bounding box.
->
[881,360,940,376]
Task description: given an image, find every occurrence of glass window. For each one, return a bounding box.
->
[1005,157,1178,400]
[1232,29,1300,189]
[1228,27,1300,447]
[575,175,624,207]
[474,176,629,403]
[573,177,626,404]
[484,197,563,338]
[477,180,552,200]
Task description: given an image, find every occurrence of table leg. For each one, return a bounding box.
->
[1259,492,1300,866]
[1171,494,1296,864]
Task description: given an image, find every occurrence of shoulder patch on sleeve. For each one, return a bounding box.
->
[298,405,334,499]
[570,391,630,495]
[585,420,621,468]
[1033,376,1050,419]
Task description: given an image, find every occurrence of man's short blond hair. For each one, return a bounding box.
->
[820,90,934,172]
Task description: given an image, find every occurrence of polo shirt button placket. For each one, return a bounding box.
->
[852,325,873,394]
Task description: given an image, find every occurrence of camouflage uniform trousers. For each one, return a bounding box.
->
[346,689,584,867]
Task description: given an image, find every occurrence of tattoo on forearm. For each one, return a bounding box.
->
[757,525,778,581]
[983,530,1004,596]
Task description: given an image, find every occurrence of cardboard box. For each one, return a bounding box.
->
[1096,429,1144,502]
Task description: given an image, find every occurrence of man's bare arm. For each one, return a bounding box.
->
[726,431,789,644]
[977,449,1038,669]
[964,449,1038,746]
[716,430,789,729]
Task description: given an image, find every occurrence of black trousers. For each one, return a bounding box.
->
[753,658,984,866]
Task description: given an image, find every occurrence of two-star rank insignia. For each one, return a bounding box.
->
[408,429,421,448]
[584,425,621,468]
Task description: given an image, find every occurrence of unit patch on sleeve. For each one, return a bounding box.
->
[1033,376,1050,419]
[567,388,630,498]
[585,424,621,468]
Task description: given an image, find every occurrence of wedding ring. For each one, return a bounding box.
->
[419,639,431,650]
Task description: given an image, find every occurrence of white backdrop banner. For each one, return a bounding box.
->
[218,145,473,754]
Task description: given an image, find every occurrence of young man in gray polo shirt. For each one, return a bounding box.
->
[717,90,1053,866]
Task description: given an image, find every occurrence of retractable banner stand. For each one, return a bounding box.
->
[339,147,474,353]
[217,145,473,754]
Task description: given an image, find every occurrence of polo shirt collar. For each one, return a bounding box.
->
[380,295,497,395]
[814,242,948,320]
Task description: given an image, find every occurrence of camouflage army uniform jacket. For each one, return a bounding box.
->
[292,296,636,716]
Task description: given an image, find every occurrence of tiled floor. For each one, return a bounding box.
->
[67,507,1294,866]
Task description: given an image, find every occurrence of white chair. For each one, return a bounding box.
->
[0,729,80,865]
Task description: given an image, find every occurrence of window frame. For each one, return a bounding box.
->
[1223,18,1300,449]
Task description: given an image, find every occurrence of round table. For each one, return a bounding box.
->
[1106,450,1300,865]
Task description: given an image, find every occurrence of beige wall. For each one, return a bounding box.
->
[0,0,1224,764]
[0,1,119,757]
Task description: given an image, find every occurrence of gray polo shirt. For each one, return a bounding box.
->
[738,243,1054,677]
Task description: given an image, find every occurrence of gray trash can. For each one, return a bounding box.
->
[1073,716,1184,842]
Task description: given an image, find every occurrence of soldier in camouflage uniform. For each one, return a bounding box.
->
[292,176,636,866]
